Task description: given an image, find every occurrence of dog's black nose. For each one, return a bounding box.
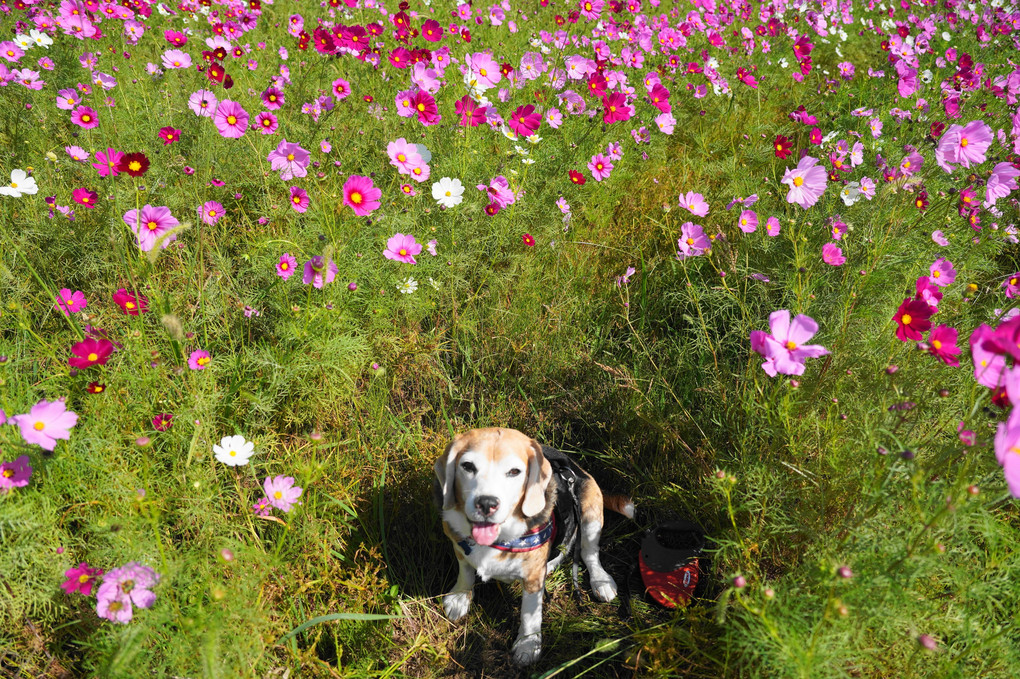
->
[476,496,500,516]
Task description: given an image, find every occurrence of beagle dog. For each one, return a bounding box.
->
[434,428,633,665]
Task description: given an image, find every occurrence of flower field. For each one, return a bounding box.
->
[1,0,1020,675]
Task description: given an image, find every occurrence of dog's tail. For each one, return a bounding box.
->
[604,494,636,520]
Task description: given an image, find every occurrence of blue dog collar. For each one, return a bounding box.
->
[458,517,556,556]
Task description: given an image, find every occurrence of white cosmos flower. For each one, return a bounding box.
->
[29,29,53,48]
[13,34,33,50]
[0,169,38,198]
[213,435,256,466]
[431,177,464,208]
[398,277,418,294]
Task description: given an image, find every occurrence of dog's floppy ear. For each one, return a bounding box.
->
[522,440,553,517]
[435,436,463,511]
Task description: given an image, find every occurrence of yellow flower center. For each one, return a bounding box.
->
[350,191,362,204]
[397,153,406,162]
[34,421,45,431]
[87,353,98,362]
[227,115,237,124]
[741,219,748,226]
[793,176,804,187]
[129,161,141,172]
[479,68,487,76]
[399,248,407,256]
[274,491,283,499]
[685,238,694,245]
[147,221,158,231]
[82,114,91,122]
[281,262,289,270]
[287,153,294,161]
[417,103,425,112]
[293,195,301,204]
[109,601,123,612]
[932,340,942,350]
[785,341,797,350]
[901,314,912,325]
[960,138,968,147]
[198,356,210,366]
[229,450,236,456]
[933,271,940,278]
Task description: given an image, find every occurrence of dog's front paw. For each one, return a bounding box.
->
[591,574,618,603]
[512,633,542,666]
[443,591,472,621]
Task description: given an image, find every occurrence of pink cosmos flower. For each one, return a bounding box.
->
[0,455,32,491]
[936,120,992,172]
[188,89,218,117]
[409,89,440,125]
[970,324,1007,389]
[343,175,381,216]
[277,253,297,279]
[214,99,249,138]
[477,176,516,209]
[54,289,87,316]
[152,413,173,431]
[822,243,845,266]
[507,104,541,137]
[289,186,309,212]
[92,148,124,178]
[96,562,160,624]
[264,475,303,512]
[927,325,961,367]
[384,233,423,264]
[984,162,1020,209]
[781,155,827,209]
[387,138,424,175]
[993,420,1020,497]
[302,255,337,288]
[929,258,956,287]
[765,217,781,236]
[737,209,758,233]
[932,230,949,246]
[161,49,191,69]
[188,350,211,370]
[750,310,829,377]
[679,191,710,217]
[10,399,78,451]
[124,205,180,252]
[267,139,310,180]
[69,337,114,369]
[455,95,487,127]
[331,77,351,100]
[588,153,613,182]
[200,201,224,226]
[70,105,99,129]
[261,87,285,110]
[677,222,710,259]
[62,563,104,596]
[602,92,631,124]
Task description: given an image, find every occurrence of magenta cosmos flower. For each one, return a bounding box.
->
[384,233,422,264]
[69,337,115,369]
[10,399,78,451]
[277,252,297,279]
[70,105,99,129]
[0,455,32,491]
[994,420,1020,498]
[343,175,381,216]
[213,99,249,138]
[507,104,541,137]
[92,148,124,178]
[750,310,829,377]
[302,255,337,288]
[264,475,303,512]
[188,350,211,370]
[927,325,961,367]
[289,186,309,213]
[892,298,933,342]
[62,563,104,596]
[677,222,710,259]
[822,243,845,266]
[124,205,180,252]
[54,288,87,316]
[267,139,310,180]
[781,155,828,209]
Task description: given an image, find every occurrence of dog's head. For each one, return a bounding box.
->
[434,428,553,546]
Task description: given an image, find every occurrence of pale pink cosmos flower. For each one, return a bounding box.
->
[188,89,218,117]
[679,191,710,217]
[289,186,309,213]
[123,205,179,252]
[54,288,87,316]
[781,155,827,209]
[267,139,310,180]
[0,455,32,491]
[10,399,78,451]
[984,162,1020,209]
[932,230,949,246]
[676,222,710,259]
[264,475,303,512]
[386,138,424,175]
[277,253,297,279]
[765,217,781,236]
[936,120,992,172]
[929,258,956,287]
[188,350,211,370]
[302,256,337,288]
[384,233,422,264]
[750,310,829,377]
[994,420,1020,498]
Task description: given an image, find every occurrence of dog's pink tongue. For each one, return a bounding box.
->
[471,522,500,546]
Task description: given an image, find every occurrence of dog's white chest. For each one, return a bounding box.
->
[461,545,525,584]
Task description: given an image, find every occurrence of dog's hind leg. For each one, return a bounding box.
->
[443,553,475,621]
[512,581,544,665]
[579,486,618,602]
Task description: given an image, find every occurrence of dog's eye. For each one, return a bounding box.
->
[460,461,477,474]
[507,468,522,478]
